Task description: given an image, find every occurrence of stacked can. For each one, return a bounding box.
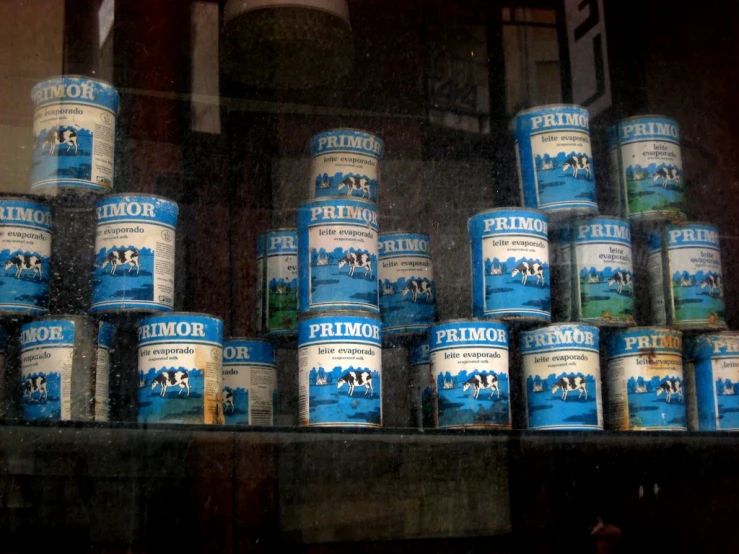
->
[260,228,298,338]
[297,129,386,427]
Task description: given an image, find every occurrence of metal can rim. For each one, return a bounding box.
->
[609,326,682,335]
[0,193,52,206]
[34,75,117,90]
[300,196,378,207]
[468,207,548,226]
[430,318,508,328]
[663,220,719,231]
[265,227,297,233]
[570,214,631,226]
[223,336,274,344]
[378,230,430,238]
[615,114,678,125]
[34,314,94,323]
[297,310,382,323]
[138,312,224,322]
[520,322,600,333]
[97,192,179,209]
[513,103,588,119]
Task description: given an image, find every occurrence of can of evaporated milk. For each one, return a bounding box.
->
[310,129,384,203]
[255,233,265,334]
[94,321,116,422]
[20,315,103,422]
[430,319,510,429]
[91,194,178,315]
[298,311,382,427]
[378,232,435,339]
[685,332,739,431]
[222,338,277,426]
[137,313,224,425]
[520,324,603,431]
[468,208,550,324]
[647,222,726,330]
[31,76,120,196]
[409,337,433,428]
[298,197,379,314]
[0,195,53,317]
[606,327,686,431]
[513,104,598,219]
[608,115,685,222]
[264,229,298,336]
[553,217,636,327]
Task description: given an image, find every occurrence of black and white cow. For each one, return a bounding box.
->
[608,271,632,294]
[656,379,682,403]
[337,176,370,198]
[652,167,680,188]
[4,255,42,280]
[101,249,140,275]
[338,252,373,278]
[562,155,591,179]
[223,389,234,413]
[552,376,588,400]
[700,274,722,297]
[402,279,432,302]
[150,370,190,397]
[462,374,500,399]
[337,370,374,397]
[41,129,78,154]
[511,262,544,286]
[24,375,48,402]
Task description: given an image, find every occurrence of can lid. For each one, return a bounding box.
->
[224,0,351,26]
[224,336,273,343]
[520,322,600,333]
[0,193,51,206]
[616,114,677,125]
[468,206,548,222]
[97,192,179,208]
[265,227,297,233]
[300,196,378,207]
[34,74,117,89]
[298,310,382,323]
[609,326,682,335]
[139,311,224,322]
[378,230,430,238]
[513,103,588,118]
[431,318,508,327]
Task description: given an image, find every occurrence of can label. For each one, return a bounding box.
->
[255,234,265,334]
[91,195,178,313]
[521,325,602,430]
[607,329,686,430]
[608,117,684,220]
[298,314,382,427]
[574,218,635,325]
[430,321,510,429]
[469,210,550,320]
[265,230,298,334]
[94,322,116,422]
[666,224,725,329]
[31,77,119,194]
[0,199,52,314]
[514,106,597,214]
[21,319,76,421]
[378,233,435,335]
[222,340,277,425]
[310,130,383,203]
[298,199,379,313]
[691,334,739,430]
[647,232,667,325]
[137,315,223,424]
[409,339,433,428]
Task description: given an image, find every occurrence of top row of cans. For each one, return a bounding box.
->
[28,77,680,226]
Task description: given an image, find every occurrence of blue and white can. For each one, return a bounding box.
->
[606,327,686,431]
[264,229,298,336]
[91,194,179,314]
[21,316,99,422]
[298,311,382,427]
[310,129,384,203]
[409,338,433,428]
[0,195,52,316]
[378,232,435,338]
[520,324,603,431]
[255,233,265,334]
[647,222,726,330]
[298,197,379,314]
[468,208,550,323]
[608,115,685,222]
[571,217,636,327]
[94,321,116,422]
[430,319,510,429]
[222,338,277,426]
[686,332,739,431]
[31,76,120,195]
[137,313,224,425]
[514,104,598,218]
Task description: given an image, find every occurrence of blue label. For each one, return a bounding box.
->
[430,321,508,350]
[21,319,75,349]
[378,233,435,335]
[608,116,680,148]
[91,195,179,313]
[32,77,120,112]
[310,129,384,158]
[691,334,739,430]
[223,339,276,365]
[265,230,298,335]
[648,231,661,252]
[266,230,297,255]
[607,328,682,358]
[138,314,223,346]
[514,105,597,213]
[222,339,277,426]
[521,325,602,430]
[298,199,379,313]
[666,223,720,248]
[468,210,550,320]
[257,233,265,257]
[0,199,52,314]
[409,338,430,366]
[98,321,116,350]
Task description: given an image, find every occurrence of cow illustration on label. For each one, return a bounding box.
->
[100,248,140,275]
[462,373,500,399]
[24,374,49,403]
[337,370,375,397]
[5,254,43,280]
[310,366,381,421]
[149,369,191,397]
[265,230,298,336]
[223,388,236,413]
[38,128,79,155]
